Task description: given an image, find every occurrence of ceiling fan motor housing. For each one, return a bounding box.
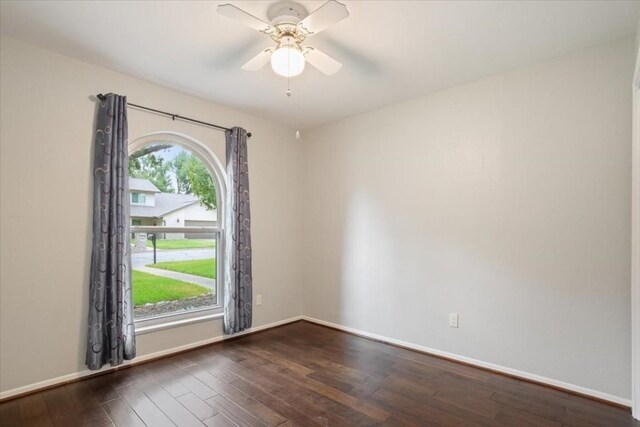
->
[267,1,309,25]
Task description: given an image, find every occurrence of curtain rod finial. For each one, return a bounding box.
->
[247,132,252,138]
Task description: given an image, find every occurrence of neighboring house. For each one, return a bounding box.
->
[130,178,217,240]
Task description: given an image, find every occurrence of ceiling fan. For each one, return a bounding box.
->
[217,1,349,78]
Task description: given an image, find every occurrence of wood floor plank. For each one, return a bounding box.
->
[203,413,237,427]
[107,369,143,390]
[193,356,245,385]
[0,400,22,427]
[187,368,287,426]
[177,393,219,421]
[205,395,266,427]
[65,380,114,426]
[255,333,394,381]
[371,387,467,426]
[84,375,121,404]
[306,368,358,393]
[217,344,389,424]
[348,376,385,400]
[117,383,175,427]
[228,376,324,427]
[248,354,390,423]
[211,351,382,426]
[239,344,316,376]
[563,392,636,422]
[562,401,638,427]
[143,384,204,427]
[102,398,146,427]
[491,390,566,422]
[42,386,83,426]
[18,393,48,421]
[146,359,193,398]
[381,375,440,400]
[174,370,219,401]
[494,406,563,427]
[206,359,348,425]
[22,413,55,427]
[1,321,636,427]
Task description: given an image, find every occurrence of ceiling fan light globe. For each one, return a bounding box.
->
[271,46,305,77]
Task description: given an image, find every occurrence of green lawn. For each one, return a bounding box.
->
[148,239,216,250]
[148,258,217,279]
[132,270,211,305]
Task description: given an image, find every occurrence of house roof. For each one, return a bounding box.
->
[130,178,160,193]
[131,192,200,218]
[130,193,198,218]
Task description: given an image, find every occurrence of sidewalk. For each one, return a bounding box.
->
[131,248,215,268]
[134,265,216,290]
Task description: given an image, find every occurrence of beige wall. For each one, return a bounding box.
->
[0,36,304,393]
[301,37,635,400]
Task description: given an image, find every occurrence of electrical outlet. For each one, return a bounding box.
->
[449,313,459,328]
[256,295,262,306]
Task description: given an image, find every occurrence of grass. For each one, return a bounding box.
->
[148,258,217,279]
[132,270,211,305]
[148,239,216,250]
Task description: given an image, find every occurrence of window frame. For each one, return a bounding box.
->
[128,132,227,334]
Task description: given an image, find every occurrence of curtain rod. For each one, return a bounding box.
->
[96,94,252,138]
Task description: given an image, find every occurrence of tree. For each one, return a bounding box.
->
[172,151,192,194]
[129,144,172,160]
[172,153,217,210]
[185,155,216,210]
[129,153,174,193]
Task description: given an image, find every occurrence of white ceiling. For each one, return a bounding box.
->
[1,1,639,129]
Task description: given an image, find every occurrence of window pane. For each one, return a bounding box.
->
[129,143,220,321]
[131,193,146,204]
[131,232,217,320]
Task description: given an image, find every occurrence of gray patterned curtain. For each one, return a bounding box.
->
[223,127,253,334]
[86,93,136,370]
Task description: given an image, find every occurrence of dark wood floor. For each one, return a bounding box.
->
[0,321,637,427]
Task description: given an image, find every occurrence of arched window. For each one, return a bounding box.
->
[128,132,225,329]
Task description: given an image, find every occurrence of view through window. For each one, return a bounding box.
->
[129,143,220,321]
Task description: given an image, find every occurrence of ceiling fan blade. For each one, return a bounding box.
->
[298,0,349,36]
[304,47,342,75]
[217,4,275,34]
[241,48,274,71]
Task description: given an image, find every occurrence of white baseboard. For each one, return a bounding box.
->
[301,316,632,408]
[0,315,303,401]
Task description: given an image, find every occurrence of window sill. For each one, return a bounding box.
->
[135,312,223,335]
